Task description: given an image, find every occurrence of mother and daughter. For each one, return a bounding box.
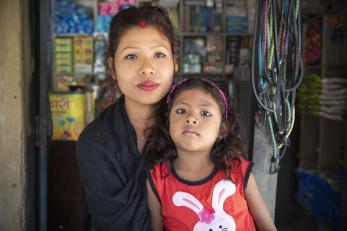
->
[77,5,277,231]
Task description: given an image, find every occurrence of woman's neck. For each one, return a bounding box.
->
[173,151,215,181]
[124,98,153,152]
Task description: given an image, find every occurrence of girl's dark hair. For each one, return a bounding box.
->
[145,77,246,178]
[108,6,175,59]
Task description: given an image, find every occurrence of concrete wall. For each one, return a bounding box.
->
[0,0,30,230]
[252,126,278,220]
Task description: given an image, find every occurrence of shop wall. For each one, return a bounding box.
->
[0,0,31,230]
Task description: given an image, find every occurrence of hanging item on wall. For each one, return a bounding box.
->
[251,0,304,173]
[73,36,94,74]
[304,18,322,66]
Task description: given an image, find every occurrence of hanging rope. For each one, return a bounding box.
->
[252,0,303,174]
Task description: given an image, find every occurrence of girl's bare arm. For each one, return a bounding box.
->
[146,179,163,231]
[245,173,277,231]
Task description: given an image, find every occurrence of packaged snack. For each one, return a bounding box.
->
[49,92,87,141]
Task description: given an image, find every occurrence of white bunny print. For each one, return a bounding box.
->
[172,180,236,231]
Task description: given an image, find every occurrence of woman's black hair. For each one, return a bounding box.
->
[108,6,175,61]
[145,77,246,179]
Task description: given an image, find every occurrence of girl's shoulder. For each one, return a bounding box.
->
[230,155,251,167]
[228,156,254,190]
[150,162,169,176]
[229,155,254,176]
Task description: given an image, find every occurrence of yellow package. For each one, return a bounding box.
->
[49,92,86,141]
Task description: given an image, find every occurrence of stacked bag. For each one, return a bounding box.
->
[297,74,321,115]
[97,0,137,33]
[319,78,347,121]
[54,0,94,35]
[295,169,342,231]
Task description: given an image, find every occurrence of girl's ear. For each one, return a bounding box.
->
[108,57,116,79]
[218,122,228,139]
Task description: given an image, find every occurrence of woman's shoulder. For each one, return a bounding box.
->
[79,101,122,139]
[77,102,119,149]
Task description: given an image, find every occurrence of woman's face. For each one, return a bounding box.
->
[110,26,174,107]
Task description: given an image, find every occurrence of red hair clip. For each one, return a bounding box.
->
[139,19,145,28]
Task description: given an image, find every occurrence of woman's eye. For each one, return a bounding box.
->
[201,111,212,117]
[125,54,137,60]
[175,108,186,114]
[154,52,166,59]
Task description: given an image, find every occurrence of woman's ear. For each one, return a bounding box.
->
[108,57,116,79]
[173,55,178,72]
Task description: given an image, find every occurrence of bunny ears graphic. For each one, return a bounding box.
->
[172,180,236,226]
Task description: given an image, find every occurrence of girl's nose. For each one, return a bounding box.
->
[185,116,198,125]
[139,58,155,75]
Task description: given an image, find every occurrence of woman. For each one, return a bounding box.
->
[77,6,175,231]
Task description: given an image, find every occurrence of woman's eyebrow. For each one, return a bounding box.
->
[120,46,140,53]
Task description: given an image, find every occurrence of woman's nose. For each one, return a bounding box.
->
[139,58,155,75]
[185,116,198,125]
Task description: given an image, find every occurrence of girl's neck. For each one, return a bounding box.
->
[173,151,215,181]
[124,98,153,152]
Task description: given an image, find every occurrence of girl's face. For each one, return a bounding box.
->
[169,88,222,154]
[110,26,174,107]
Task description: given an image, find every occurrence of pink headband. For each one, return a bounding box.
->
[166,78,229,119]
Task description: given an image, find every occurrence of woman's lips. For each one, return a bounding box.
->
[138,81,159,91]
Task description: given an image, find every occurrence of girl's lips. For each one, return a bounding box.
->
[138,81,159,91]
[183,130,199,136]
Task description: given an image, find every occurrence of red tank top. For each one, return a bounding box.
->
[148,156,256,231]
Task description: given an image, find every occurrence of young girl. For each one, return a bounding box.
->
[145,78,277,231]
[77,6,175,230]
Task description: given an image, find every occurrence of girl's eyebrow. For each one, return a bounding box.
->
[174,101,214,108]
[174,101,189,106]
[199,103,213,107]
[150,45,170,50]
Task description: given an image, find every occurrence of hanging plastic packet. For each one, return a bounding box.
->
[93,35,107,80]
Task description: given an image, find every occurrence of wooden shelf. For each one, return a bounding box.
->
[181,72,223,77]
[53,33,92,37]
[304,64,321,69]
[177,0,251,79]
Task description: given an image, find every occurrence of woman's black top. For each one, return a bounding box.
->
[77,97,151,231]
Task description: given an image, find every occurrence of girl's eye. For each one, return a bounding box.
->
[201,111,212,117]
[175,108,186,114]
[125,54,137,60]
[154,52,166,59]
